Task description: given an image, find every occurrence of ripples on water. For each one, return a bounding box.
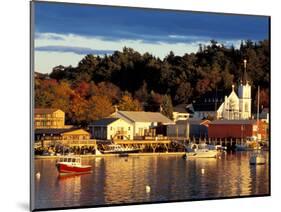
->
[34,152,269,209]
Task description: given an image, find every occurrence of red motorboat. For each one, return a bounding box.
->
[56,156,92,175]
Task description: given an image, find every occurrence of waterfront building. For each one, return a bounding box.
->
[167,118,210,139]
[34,108,91,148]
[90,118,133,140]
[34,108,71,129]
[111,110,174,139]
[208,119,267,140]
[35,128,91,147]
[172,104,191,121]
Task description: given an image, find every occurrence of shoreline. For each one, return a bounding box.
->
[35,152,186,159]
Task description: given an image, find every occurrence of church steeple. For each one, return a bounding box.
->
[238,59,251,119]
[242,59,249,85]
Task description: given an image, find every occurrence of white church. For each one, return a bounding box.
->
[191,60,252,120]
[216,82,251,120]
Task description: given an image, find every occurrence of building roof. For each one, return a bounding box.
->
[176,118,210,126]
[34,108,62,114]
[192,90,231,112]
[116,111,174,124]
[91,118,120,126]
[173,104,188,113]
[210,119,257,125]
[35,127,88,135]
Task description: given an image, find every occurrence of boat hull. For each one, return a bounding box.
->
[101,149,141,154]
[56,163,92,175]
[184,151,218,158]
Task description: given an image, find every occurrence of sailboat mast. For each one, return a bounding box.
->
[257,86,260,121]
[256,86,260,141]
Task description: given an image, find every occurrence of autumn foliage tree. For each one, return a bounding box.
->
[118,93,142,111]
[88,96,114,120]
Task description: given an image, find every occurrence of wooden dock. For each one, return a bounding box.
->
[34,152,186,159]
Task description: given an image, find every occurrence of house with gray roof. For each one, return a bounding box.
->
[111,110,174,138]
[90,117,133,140]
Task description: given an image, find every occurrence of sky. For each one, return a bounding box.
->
[34,2,269,73]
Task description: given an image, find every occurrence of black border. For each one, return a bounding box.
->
[30,1,271,211]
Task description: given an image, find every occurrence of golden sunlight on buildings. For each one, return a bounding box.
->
[34,109,68,129]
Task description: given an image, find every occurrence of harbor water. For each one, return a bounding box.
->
[34,152,269,209]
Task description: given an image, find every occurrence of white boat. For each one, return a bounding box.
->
[100,144,141,154]
[207,144,227,151]
[183,143,218,158]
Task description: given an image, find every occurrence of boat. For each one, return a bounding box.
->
[207,144,227,151]
[100,144,141,154]
[56,156,92,175]
[118,152,129,157]
[183,143,218,158]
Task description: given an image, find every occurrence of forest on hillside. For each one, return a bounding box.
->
[35,40,270,126]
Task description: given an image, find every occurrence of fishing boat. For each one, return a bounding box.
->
[183,143,218,158]
[56,156,92,175]
[100,144,141,154]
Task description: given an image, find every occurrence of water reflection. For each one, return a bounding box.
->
[34,152,269,209]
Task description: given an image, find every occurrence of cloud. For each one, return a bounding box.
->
[35,45,115,55]
[35,32,65,41]
[34,31,212,45]
[91,32,212,44]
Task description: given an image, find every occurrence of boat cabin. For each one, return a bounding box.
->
[58,156,82,165]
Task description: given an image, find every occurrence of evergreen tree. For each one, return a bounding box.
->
[161,95,173,119]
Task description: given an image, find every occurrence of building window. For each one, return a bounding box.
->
[139,128,143,136]
[245,103,249,112]
[128,127,130,131]
[110,127,113,130]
